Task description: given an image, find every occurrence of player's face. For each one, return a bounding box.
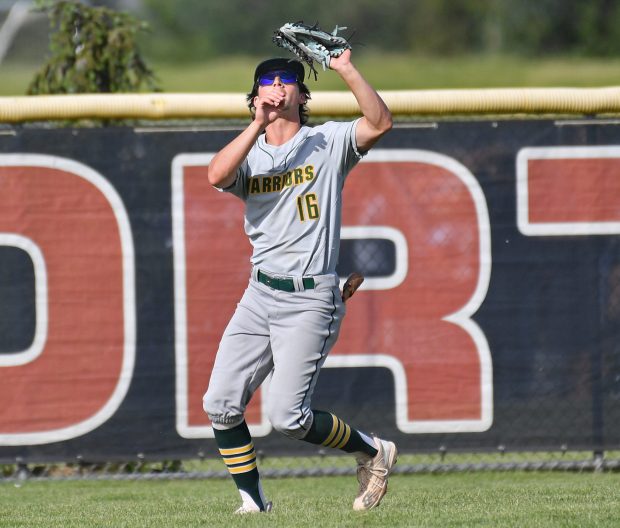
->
[257,70,305,110]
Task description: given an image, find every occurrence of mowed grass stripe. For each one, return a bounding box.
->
[0,472,618,527]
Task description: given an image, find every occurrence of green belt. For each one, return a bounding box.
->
[257,270,315,292]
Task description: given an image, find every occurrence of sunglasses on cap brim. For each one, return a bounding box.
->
[257,70,299,86]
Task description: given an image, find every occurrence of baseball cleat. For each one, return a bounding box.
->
[234,501,273,514]
[353,437,398,511]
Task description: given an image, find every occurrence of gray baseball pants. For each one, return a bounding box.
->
[203,271,345,439]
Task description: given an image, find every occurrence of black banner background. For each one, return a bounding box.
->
[1,120,619,462]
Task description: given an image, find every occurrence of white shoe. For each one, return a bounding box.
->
[234,501,273,514]
[353,437,398,511]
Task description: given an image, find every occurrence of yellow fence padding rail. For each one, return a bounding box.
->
[2,87,620,122]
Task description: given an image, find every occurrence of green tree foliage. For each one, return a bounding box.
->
[575,0,620,55]
[407,0,493,55]
[141,0,412,61]
[29,0,159,94]
[140,0,620,61]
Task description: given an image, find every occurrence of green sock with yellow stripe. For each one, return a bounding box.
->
[302,410,379,457]
[213,421,266,511]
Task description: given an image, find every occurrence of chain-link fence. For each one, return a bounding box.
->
[2,449,620,485]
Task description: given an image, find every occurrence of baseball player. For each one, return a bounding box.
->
[203,49,395,514]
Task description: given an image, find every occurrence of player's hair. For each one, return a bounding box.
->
[246,79,311,125]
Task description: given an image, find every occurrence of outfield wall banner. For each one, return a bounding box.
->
[0,120,619,462]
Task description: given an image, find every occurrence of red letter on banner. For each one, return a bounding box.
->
[330,150,492,433]
[518,146,620,236]
[0,155,134,446]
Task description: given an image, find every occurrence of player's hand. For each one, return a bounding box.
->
[329,48,352,73]
[253,92,286,127]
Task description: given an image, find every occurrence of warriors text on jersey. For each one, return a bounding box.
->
[220,119,363,277]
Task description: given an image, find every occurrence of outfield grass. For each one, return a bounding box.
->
[3,53,620,96]
[0,472,618,527]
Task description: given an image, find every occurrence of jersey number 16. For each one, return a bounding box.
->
[296,193,320,222]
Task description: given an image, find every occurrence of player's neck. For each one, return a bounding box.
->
[264,118,302,146]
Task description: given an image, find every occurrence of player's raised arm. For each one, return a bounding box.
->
[330,49,393,152]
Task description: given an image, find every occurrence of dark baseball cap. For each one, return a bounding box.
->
[253,58,305,84]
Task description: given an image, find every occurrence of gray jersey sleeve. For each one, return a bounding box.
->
[216,158,249,200]
[332,118,365,180]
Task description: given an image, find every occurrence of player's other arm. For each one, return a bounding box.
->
[330,50,392,152]
[208,90,286,188]
[207,121,263,188]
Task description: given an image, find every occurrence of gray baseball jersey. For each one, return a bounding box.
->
[222,119,363,276]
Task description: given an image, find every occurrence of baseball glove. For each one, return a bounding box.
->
[273,21,352,79]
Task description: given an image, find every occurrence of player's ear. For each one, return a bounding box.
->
[298,93,307,104]
[253,95,259,108]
